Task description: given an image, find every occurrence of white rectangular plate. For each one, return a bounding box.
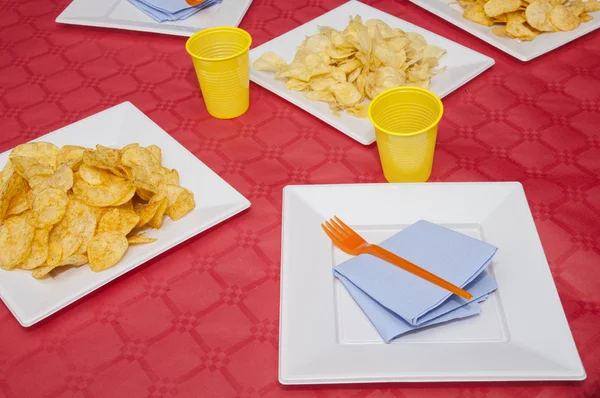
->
[249,0,494,145]
[56,0,253,37]
[0,102,250,327]
[408,0,600,62]
[280,183,585,384]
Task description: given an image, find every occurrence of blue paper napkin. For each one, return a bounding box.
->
[333,220,498,342]
[128,0,223,22]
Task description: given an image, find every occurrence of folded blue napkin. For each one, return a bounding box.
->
[333,220,498,342]
[128,0,223,22]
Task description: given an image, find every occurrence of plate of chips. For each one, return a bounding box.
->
[249,1,494,145]
[0,102,250,327]
[408,0,600,61]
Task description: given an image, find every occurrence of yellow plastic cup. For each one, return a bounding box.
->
[368,87,444,183]
[185,27,252,119]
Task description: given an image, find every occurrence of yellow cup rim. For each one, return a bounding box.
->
[368,86,444,137]
[185,26,252,62]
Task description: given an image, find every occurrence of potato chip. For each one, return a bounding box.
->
[90,206,108,225]
[579,12,593,22]
[98,208,140,236]
[58,145,86,171]
[31,264,55,279]
[127,234,157,245]
[506,11,527,24]
[549,4,581,30]
[117,200,134,212]
[584,0,600,12]
[60,254,88,266]
[134,198,163,228]
[33,165,74,193]
[286,79,310,91]
[0,213,35,270]
[345,103,369,118]
[9,156,54,185]
[158,184,183,206]
[46,239,64,267]
[72,174,135,207]
[46,199,94,265]
[458,0,476,8]
[585,1,600,12]
[331,82,362,106]
[82,146,123,176]
[423,45,447,60]
[9,142,59,171]
[506,20,540,40]
[121,146,161,182]
[9,143,59,186]
[161,168,179,185]
[492,26,510,37]
[484,0,523,17]
[166,188,195,221]
[6,190,30,217]
[146,145,162,164]
[32,188,69,228]
[365,19,399,39]
[74,205,97,256]
[253,52,288,72]
[367,67,407,98]
[88,232,128,272]
[20,228,50,270]
[50,231,82,266]
[135,182,157,202]
[32,254,88,279]
[147,197,169,229]
[79,163,125,186]
[112,186,138,207]
[122,143,140,152]
[526,0,557,31]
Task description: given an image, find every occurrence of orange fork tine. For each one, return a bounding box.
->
[333,216,353,234]
[321,223,343,246]
[326,219,348,239]
[331,216,365,242]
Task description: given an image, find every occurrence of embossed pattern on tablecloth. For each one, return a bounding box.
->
[1,0,599,396]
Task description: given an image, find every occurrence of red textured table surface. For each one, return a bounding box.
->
[1,0,599,396]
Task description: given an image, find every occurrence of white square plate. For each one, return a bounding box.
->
[0,102,250,327]
[249,1,494,145]
[408,0,600,62]
[56,0,253,37]
[280,183,585,384]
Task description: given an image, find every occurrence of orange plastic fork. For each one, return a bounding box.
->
[322,216,473,300]
[186,0,206,5]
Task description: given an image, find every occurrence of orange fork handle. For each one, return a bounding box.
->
[186,0,206,5]
[365,245,473,300]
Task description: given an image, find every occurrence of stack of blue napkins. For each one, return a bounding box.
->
[129,0,223,22]
[333,220,498,343]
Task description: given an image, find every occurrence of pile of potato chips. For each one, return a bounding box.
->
[459,0,600,41]
[253,15,447,118]
[0,142,195,279]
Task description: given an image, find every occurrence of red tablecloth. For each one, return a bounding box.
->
[1,0,599,396]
